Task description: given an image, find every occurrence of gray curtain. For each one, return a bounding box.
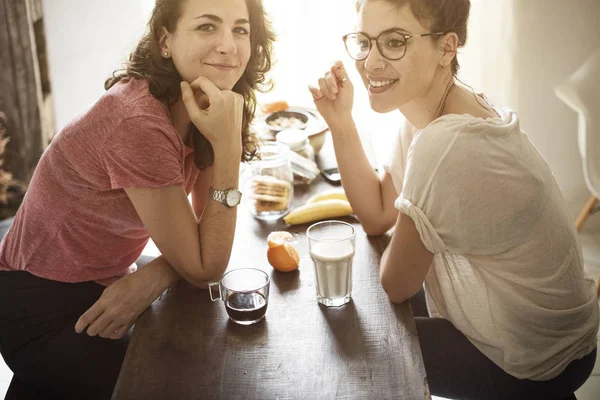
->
[0,0,45,182]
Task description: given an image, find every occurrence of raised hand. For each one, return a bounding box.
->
[308,61,355,127]
[181,76,244,157]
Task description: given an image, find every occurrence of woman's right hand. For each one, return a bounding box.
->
[181,77,244,157]
[309,61,354,127]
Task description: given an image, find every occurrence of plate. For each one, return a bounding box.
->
[264,110,310,132]
[284,107,329,137]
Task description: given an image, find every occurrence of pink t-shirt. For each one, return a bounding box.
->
[0,78,209,285]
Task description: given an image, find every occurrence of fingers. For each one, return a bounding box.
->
[235,92,244,106]
[109,324,131,340]
[85,311,113,337]
[318,71,339,101]
[196,92,210,111]
[310,60,352,103]
[99,320,121,339]
[77,306,129,340]
[181,81,204,122]
[75,302,104,334]
[181,81,199,111]
[308,85,324,101]
[330,61,349,81]
[189,76,220,99]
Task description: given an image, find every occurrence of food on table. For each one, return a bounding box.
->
[283,199,353,225]
[286,151,319,185]
[306,188,349,204]
[261,100,289,114]
[247,175,292,212]
[266,231,300,272]
[267,115,306,130]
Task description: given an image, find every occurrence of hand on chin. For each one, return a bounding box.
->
[196,72,238,91]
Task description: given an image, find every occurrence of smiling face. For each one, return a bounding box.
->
[162,0,252,90]
[355,1,443,113]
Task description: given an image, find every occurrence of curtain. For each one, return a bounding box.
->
[0,0,46,182]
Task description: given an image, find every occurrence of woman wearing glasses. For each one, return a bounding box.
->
[310,0,598,399]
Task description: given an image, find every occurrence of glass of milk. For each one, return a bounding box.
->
[307,220,356,307]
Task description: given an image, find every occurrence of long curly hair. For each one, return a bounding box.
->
[105,0,275,169]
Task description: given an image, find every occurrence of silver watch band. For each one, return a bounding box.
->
[208,186,227,204]
[208,186,241,207]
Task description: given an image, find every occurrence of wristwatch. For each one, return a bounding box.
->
[208,186,242,207]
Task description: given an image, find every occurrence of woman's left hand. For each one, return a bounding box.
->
[74,269,159,340]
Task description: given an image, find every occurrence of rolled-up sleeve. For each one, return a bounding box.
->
[395,197,447,253]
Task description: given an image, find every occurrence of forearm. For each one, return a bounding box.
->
[195,154,240,283]
[379,214,433,304]
[380,243,414,304]
[329,117,388,232]
[131,255,181,301]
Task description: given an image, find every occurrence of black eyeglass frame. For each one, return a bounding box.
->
[342,29,446,61]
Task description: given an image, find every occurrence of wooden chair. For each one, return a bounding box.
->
[554,48,600,298]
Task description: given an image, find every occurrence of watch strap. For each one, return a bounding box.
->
[208,186,241,207]
[208,186,227,204]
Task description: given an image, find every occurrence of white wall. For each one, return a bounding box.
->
[510,0,600,227]
[42,0,151,130]
[42,0,600,227]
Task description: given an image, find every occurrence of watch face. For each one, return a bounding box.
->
[226,190,242,207]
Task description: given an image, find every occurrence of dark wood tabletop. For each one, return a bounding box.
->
[112,146,430,400]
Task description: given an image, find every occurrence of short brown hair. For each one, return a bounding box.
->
[356,0,470,75]
[106,0,276,169]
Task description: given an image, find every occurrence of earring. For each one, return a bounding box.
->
[163,52,169,57]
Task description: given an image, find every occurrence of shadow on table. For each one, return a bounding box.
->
[270,268,300,293]
[319,300,367,357]
[226,317,269,346]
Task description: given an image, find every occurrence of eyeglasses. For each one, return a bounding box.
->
[342,30,445,61]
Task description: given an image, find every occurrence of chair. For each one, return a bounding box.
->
[554,48,600,298]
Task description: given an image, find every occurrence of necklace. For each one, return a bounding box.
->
[437,82,456,118]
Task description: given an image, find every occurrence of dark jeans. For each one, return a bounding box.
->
[0,271,133,400]
[411,289,596,400]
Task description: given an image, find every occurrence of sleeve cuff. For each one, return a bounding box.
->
[110,174,184,190]
[395,197,447,254]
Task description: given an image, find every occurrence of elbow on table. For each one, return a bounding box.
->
[361,221,391,237]
[380,278,409,305]
[182,259,228,288]
[354,209,395,237]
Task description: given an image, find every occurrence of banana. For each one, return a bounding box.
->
[306,189,348,204]
[283,199,353,225]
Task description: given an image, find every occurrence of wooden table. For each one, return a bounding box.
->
[112,167,429,400]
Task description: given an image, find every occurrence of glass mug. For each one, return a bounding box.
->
[307,220,356,307]
[209,268,270,325]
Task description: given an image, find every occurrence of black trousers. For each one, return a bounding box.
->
[0,271,132,400]
[411,289,596,400]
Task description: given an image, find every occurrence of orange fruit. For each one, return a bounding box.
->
[267,231,300,272]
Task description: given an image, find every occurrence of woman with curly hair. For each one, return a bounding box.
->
[0,0,275,398]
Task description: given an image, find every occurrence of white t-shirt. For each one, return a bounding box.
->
[384,108,599,381]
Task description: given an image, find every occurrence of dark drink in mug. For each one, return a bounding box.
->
[225,292,268,324]
[209,268,270,325]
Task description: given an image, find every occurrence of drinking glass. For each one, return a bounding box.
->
[307,221,356,307]
[209,268,270,325]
